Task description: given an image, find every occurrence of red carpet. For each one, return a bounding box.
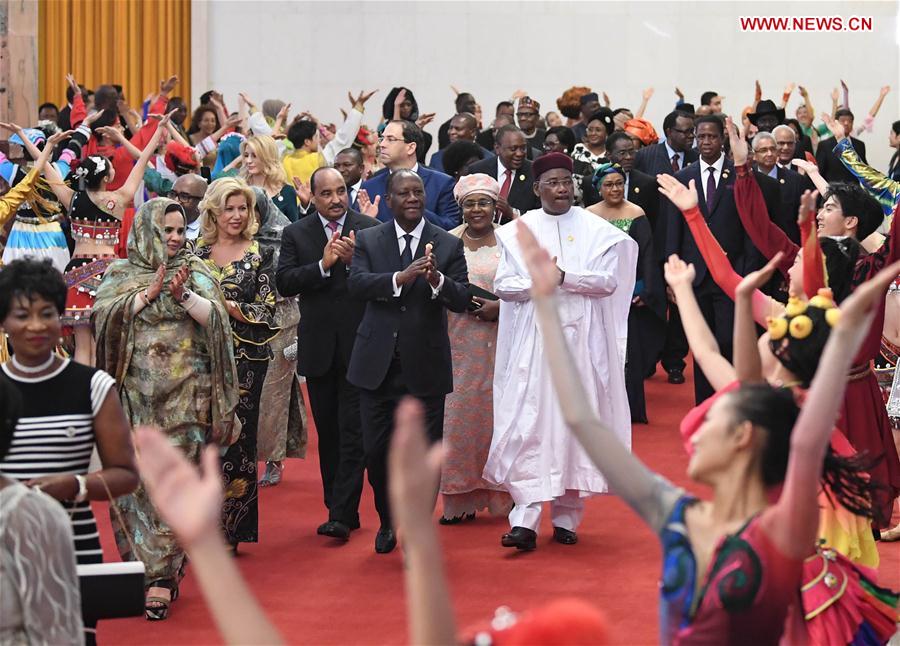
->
[96,365,900,645]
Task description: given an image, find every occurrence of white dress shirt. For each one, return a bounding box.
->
[391,217,443,297]
[185,217,201,240]
[496,157,514,188]
[318,212,348,277]
[698,153,726,203]
[347,180,362,207]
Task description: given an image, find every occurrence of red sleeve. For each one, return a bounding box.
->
[129,95,169,150]
[71,93,87,128]
[800,208,825,298]
[733,162,798,278]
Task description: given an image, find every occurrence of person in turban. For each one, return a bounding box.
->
[484,152,638,550]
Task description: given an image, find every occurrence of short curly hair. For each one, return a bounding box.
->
[557,86,593,120]
[0,258,67,322]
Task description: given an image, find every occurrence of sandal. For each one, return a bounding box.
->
[439,512,476,525]
[145,581,177,621]
[259,461,284,487]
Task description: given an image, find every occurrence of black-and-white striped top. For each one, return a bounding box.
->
[0,359,116,565]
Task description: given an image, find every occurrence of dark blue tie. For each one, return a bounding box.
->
[400,234,413,269]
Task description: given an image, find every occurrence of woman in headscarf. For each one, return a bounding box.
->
[439,174,512,524]
[251,187,307,486]
[587,163,665,423]
[93,197,239,620]
[211,132,245,180]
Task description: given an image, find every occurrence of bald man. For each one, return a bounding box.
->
[169,174,208,240]
[429,113,492,174]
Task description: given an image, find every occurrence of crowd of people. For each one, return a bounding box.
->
[1,72,900,644]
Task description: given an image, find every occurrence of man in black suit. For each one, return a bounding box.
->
[663,115,782,404]
[437,92,477,150]
[347,169,470,553]
[816,109,868,183]
[476,101,514,151]
[467,124,540,221]
[634,110,697,385]
[752,131,803,243]
[275,167,378,541]
[333,147,365,211]
[635,111,698,180]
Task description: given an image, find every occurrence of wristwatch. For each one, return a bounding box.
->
[180,289,192,303]
[73,474,88,503]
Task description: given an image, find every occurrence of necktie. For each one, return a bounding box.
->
[347,187,355,205]
[326,220,340,236]
[499,169,513,200]
[705,167,717,213]
[671,154,680,173]
[400,233,413,269]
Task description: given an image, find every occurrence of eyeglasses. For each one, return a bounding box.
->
[754,146,777,154]
[169,191,203,204]
[603,180,625,189]
[379,135,405,144]
[670,127,695,136]
[462,199,494,210]
[540,178,574,188]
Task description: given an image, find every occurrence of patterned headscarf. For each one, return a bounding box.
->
[94,198,240,446]
[591,162,625,190]
[453,173,500,204]
[212,132,245,179]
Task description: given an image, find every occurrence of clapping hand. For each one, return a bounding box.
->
[423,242,440,287]
[516,220,559,297]
[169,265,190,302]
[135,426,223,549]
[147,265,166,301]
[332,230,356,266]
[291,177,311,206]
[322,231,342,270]
[820,112,847,141]
[657,175,699,211]
[356,188,380,218]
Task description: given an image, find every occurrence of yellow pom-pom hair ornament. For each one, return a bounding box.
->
[788,315,813,340]
[825,307,841,327]
[808,288,836,311]
[767,316,788,341]
[785,296,808,318]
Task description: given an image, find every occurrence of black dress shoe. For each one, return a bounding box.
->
[501,526,537,551]
[667,368,685,384]
[317,521,350,540]
[375,527,397,554]
[553,527,578,545]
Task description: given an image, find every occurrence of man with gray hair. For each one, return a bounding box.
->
[168,174,209,240]
[752,130,803,243]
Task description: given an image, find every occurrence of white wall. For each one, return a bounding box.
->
[194,0,900,170]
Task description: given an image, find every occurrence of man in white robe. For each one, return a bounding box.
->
[483,152,637,550]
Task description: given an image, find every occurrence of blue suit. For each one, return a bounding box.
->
[361,165,460,230]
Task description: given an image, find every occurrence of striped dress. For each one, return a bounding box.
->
[0,359,116,565]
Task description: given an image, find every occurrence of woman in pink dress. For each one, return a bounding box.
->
[439,174,513,524]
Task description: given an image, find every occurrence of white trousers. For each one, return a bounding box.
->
[507,490,585,533]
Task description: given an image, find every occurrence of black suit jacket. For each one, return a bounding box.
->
[58,105,73,131]
[275,210,378,378]
[466,156,540,214]
[663,159,783,285]
[634,142,699,178]
[346,219,470,396]
[772,165,804,244]
[815,136,867,184]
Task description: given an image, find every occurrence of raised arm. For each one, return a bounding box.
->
[734,254,783,383]
[764,259,900,558]
[322,90,375,164]
[113,111,173,203]
[635,87,653,119]
[518,221,682,534]
[727,117,799,277]
[664,255,738,390]
[657,173,776,325]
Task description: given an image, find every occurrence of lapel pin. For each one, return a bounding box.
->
[634,187,640,194]
[567,235,574,242]
[519,174,526,181]
[425,242,434,256]
[779,178,785,184]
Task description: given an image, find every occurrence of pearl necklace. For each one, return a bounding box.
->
[464,228,494,241]
[11,353,56,374]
